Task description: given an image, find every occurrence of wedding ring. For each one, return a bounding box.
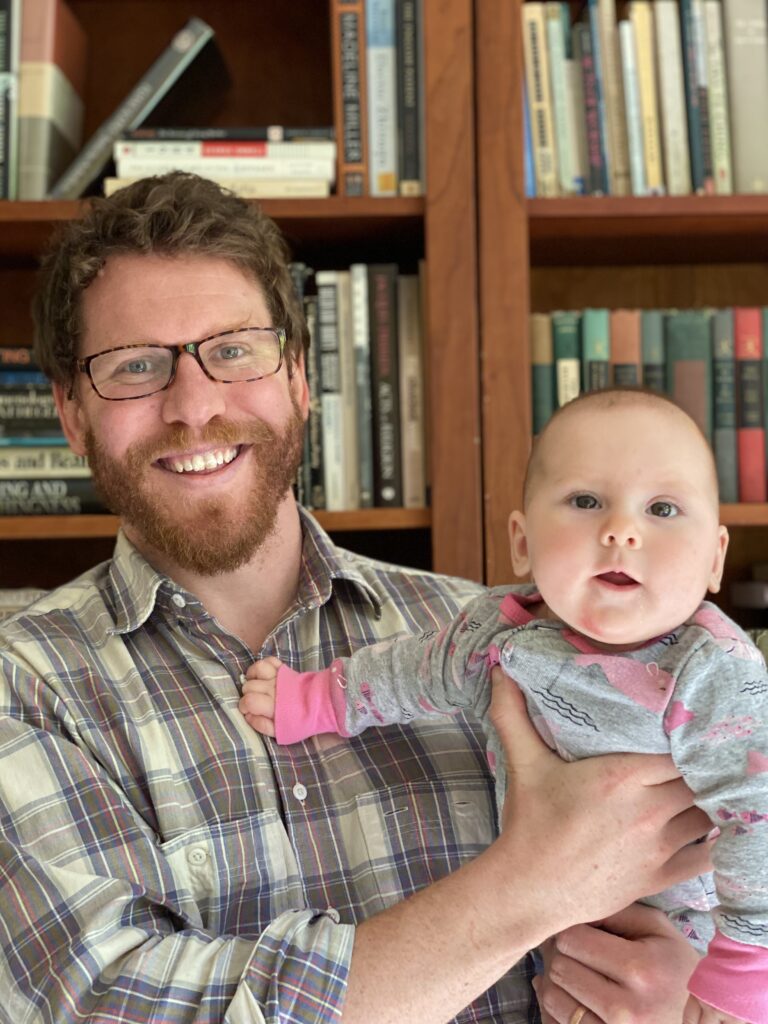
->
[569,1007,588,1024]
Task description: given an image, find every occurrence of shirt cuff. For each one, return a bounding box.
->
[688,929,768,1024]
[274,663,350,745]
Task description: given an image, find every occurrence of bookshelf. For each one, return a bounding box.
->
[0,0,483,589]
[477,0,768,622]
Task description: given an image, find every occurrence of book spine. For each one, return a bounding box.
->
[721,0,768,195]
[594,0,631,195]
[335,270,360,510]
[680,0,714,194]
[618,19,647,195]
[395,0,423,196]
[331,0,368,196]
[397,273,426,507]
[0,0,20,199]
[523,77,536,197]
[123,125,336,141]
[0,387,57,421]
[640,308,665,391]
[368,263,402,506]
[522,2,559,196]
[303,292,326,510]
[564,14,588,195]
[712,307,738,502]
[654,0,693,195]
[49,17,218,199]
[629,0,665,194]
[573,20,609,194]
[664,309,713,440]
[545,2,574,195]
[609,308,642,384]
[366,0,398,196]
[0,476,104,514]
[703,0,733,195]
[530,312,555,434]
[114,139,337,161]
[0,346,39,368]
[0,444,89,478]
[113,155,336,179]
[581,307,610,390]
[0,369,49,386]
[551,310,582,405]
[734,306,767,502]
[350,263,374,507]
[316,270,345,511]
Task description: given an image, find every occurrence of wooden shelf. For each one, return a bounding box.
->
[528,195,768,266]
[720,505,768,528]
[0,507,431,541]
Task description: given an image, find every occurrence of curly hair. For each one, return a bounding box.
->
[32,172,309,389]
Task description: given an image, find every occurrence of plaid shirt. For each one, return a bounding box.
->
[0,510,536,1024]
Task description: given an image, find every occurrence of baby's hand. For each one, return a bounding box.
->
[683,994,747,1024]
[238,656,282,736]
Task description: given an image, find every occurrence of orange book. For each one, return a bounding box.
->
[330,0,368,196]
[609,309,642,385]
[734,307,767,503]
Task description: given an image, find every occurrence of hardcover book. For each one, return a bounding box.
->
[712,307,738,503]
[722,0,768,194]
[331,0,368,196]
[368,263,402,506]
[664,308,713,440]
[734,306,767,501]
[366,0,398,196]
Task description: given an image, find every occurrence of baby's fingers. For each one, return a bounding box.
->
[244,656,283,681]
[239,690,277,734]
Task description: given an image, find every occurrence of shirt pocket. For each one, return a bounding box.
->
[349,782,494,915]
[158,810,304,938]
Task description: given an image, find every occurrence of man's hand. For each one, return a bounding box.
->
[489,667,713,935]
[238,656,282,736]
[532,904,701,1024]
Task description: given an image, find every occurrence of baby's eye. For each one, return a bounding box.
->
[648,501,679,518]
[570,494,600,510]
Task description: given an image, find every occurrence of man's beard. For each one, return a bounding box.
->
[85,401,305,576]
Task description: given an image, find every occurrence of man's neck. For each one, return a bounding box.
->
[124,499,305,652]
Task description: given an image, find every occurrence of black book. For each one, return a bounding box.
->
[368,263,402,507]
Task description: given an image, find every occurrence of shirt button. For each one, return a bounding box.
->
[187,847,208,865]
[171,593,186,608]
[292,783,308,802]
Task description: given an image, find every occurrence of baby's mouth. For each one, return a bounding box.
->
[595,571,638,586]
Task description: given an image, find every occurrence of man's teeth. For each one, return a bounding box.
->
[168,447,238,473]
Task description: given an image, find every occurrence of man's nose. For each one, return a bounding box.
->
[160,351,226,426]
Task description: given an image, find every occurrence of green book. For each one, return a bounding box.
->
[712,308,737,502]
[551,310,581,407]
[530,312,555,435]
[641,309,665,392]
[581,307,610,391]
[664,308,713,442]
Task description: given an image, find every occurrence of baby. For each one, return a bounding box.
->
[240,387,768,1024]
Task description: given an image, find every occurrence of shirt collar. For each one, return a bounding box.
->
[106,507,384,635]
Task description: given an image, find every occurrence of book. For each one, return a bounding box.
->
[610,308,641,385]
[551,309,581,406]
[680,0,714,194]
[112,154,336,181]
[628,0,664,194]
[703,0,733,194]
[546,2,578,195]
[114,138,337,163]
[49,17,230,199]
[573,19,609,194]
[618,19,647,196]
[712,307,738,503]
[522,2,559,196]
[397,273,426,507]
[530,312,555,434]
[640,308,665,391]
[581,307,610,390]
[395,0,423,196]
[366,0,398,196]
[350,263,374,507]
[590,0,631,196]
[303,291,325,510]
[664,308,713,440]
[17,0,87,200]
[0,443,89,478]
[102,176,332,199]
[722,0,768,194]
[564,14,588,194]
[0,476,105,514]
[0,0,21,199]
[331,0,368,196]
[730,579,768,608]
[0,346,39,369]
[654,0,693,195]
[0,369,48,386]
[123,125,335,142]
[523,77,536,197]
[734,306,766,501]
[368,263,402,505]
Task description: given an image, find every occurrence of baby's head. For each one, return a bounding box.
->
[509,388,729,648]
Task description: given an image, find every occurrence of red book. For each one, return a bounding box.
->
[734,307,767,503]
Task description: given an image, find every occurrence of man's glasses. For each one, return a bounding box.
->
[76,326,287,401]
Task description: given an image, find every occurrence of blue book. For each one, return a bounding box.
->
[523,79,536,197]
[0,370,50,387]
[712,308,738,503]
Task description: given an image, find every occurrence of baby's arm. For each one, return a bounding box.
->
[239,656,279,737]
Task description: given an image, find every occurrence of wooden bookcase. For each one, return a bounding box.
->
[0,0,483,589]
[476,0,768,625]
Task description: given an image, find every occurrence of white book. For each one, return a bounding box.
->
[350,263,374,508]
[113,139,337,162]
[397,274,426,508]
[335,270,359,510]
[722,0,768,193]
[102,177,332,198]
[703,0,733,193]
[594,0,631,195]
[619,20,647,195]
[654,0,692,195]
[113,155,336,180]
[545,2,574,194]
[565,57,588,194]
[629,0,665,193]
[315,270,345,510]
[522,2,559,196]
[366,0,399,196]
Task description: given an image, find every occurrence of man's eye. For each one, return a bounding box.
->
[570,494,599,509]
[117,358,153,377]
[648,501,679,518]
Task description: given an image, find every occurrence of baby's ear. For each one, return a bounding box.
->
[508,511,531,579]
[706,525,729,594]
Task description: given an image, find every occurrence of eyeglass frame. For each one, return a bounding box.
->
[72,326,289,401]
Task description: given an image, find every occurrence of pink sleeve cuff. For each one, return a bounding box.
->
[688,930,768,1024]
[274,662,351,746]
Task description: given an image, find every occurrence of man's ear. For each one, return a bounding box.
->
[707,525,730,594]
[52,381,87,456]
[289,351,310,421]
[508,510,532,579]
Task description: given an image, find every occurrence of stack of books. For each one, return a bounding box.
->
[530,305,768,505]
[105,126,337,199]
[0,346,104,515]
[521,0,768,198]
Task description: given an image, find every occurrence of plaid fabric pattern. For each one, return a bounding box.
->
[0,509,537,1023]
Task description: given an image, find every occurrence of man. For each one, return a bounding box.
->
[0,173,709,1023]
